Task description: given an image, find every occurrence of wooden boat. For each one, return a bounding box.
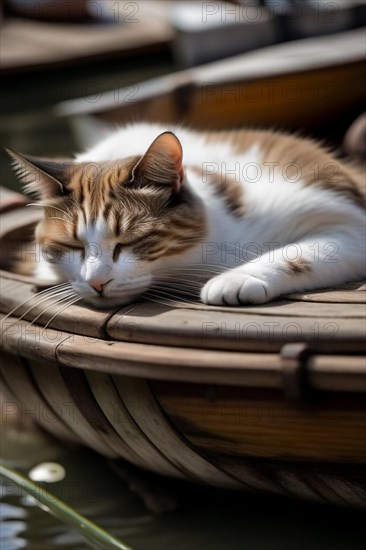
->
[0,202,365,507]
[57,28,366,138]
[1,30,366,507]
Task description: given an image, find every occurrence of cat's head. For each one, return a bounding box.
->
[8,132,206,308]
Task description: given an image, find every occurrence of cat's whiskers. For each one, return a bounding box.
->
[25,290,77,331]
[157,261,228,268]
[14,287,73,323]
[152,277,204,291]
[150,285,199,300]
[0,282,71,328]
[0,287,75,343]
[144,291,194,308]
[145,288,197,306]
[155,274,203,280]
[151,278,201,290]
[156,266,224,275]
[41,295,82,334]
[153,276,204,288]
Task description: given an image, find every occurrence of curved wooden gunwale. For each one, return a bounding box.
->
[1,313,365,395]
[1,270,365,352]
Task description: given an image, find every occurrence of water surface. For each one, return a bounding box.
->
[1,422,364,550]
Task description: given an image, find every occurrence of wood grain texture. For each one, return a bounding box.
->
[85,370,185,477]
[152,382,366,463]
[0,352,79,443]
[94,60,366,132]
[1,314,364,394]
[288,281,366,303]
[309,356,366,393]
[56,333,282,387]
[0,313,70,362]
[107,301,366,352]
[112,376,242,489]
[211,457,366,507]
[30,360,118,457]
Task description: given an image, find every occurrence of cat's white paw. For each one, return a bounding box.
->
[201,273,270,305]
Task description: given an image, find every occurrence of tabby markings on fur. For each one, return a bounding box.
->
[8,123,365,308]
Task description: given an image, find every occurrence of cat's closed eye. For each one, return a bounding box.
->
[113,240,141,262]
[112,243,123,262]
[43,241,84,262]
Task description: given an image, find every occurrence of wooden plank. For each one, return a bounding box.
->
[56,333,366,393]
[288,281,366,303]
[309,356,366,393]
[0,352,79,443]
[1,313,364,393]
[30,360,118,457]
[135,298,366,317]
[1,267,364,352]
[58,365,162,463]
[313,475,366,508]
[0,313,280,389]
[107,302,365,352]
[289,292,365,304]
[0,313,69,363]
[232,458,366,507]
[85,370,184,476]
[113,376,242,489]
[153,382,366,463]
[57,333,282,387]
[1,3,173,74]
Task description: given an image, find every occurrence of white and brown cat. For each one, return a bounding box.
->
[7,123,366,308]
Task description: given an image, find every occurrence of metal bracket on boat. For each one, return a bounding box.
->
[280,343,313,402]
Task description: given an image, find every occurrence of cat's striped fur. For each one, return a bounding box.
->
[8,123,365,308]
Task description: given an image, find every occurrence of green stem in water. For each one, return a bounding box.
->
[0,464,134,550]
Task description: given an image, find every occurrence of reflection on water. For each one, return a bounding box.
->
[1,503,27,550]
[1,422,365,550]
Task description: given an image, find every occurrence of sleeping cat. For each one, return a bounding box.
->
[7,123,366,308]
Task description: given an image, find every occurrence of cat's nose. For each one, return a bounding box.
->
[88,278,112,295]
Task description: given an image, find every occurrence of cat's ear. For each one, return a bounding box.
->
[131,132,184,193]
[5,148,73,200]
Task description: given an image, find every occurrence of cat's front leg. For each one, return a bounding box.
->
[201,233,365,305]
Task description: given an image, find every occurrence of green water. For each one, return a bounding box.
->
[1,422,365,550]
